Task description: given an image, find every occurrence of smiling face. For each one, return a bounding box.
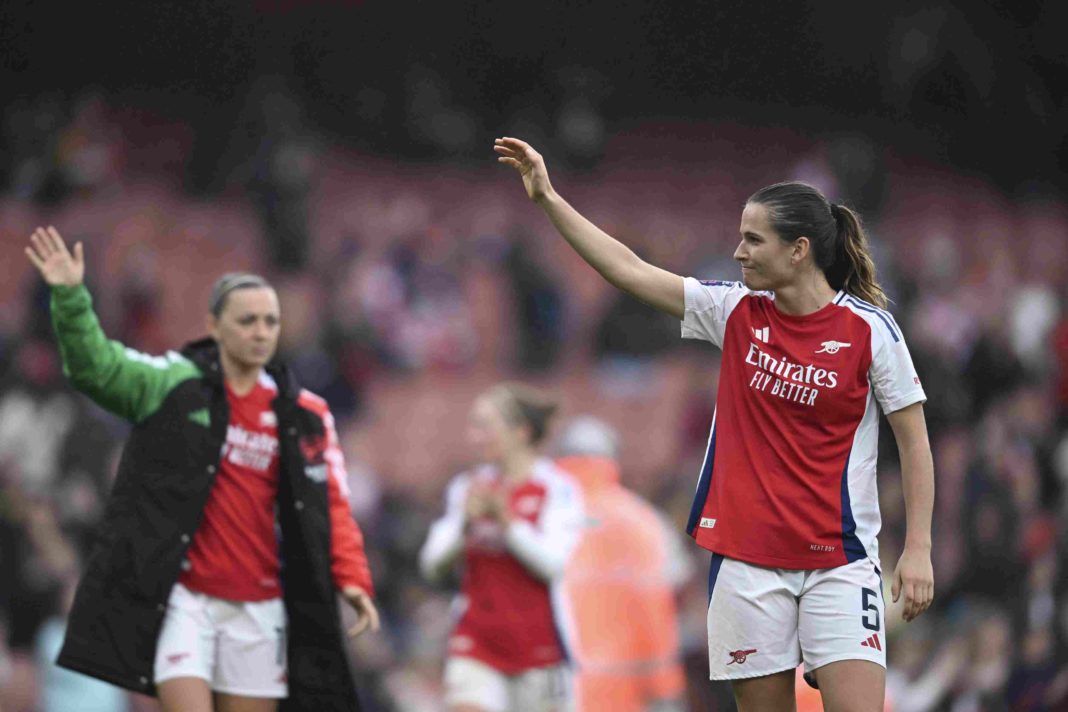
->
[207,287,281,370]
[733,202,809,291]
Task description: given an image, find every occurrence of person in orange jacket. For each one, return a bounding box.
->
[555,416,694,712]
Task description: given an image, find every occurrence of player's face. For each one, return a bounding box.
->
[734,202,796,291]
[466,395,527,462]
[208,287,281,370]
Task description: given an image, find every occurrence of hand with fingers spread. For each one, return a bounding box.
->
[25,226,84,287]
[341,585,381,638]
[892,545,934,622]
[494,137,555,203]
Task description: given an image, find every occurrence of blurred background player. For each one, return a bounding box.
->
[496,138,935,712]
[419,383,584,712]
[554,416,693,712]
[24,227,380,712]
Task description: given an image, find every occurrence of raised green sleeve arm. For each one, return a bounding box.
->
[50,285,201,423]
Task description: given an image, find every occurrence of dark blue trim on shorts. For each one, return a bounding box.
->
[707,553,725,602]
[686,425,717,536]
[840,447,867,563]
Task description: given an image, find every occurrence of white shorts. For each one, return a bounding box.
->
[154,583,288,698]
[443,656,573,712]
[706,555,886,680]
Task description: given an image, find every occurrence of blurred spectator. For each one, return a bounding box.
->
[2,94,65,202]
[1051,294,1068,422]
[50,92,123,201]
[502,231,565,371]
[244,75,318,271]
[593,289,677,363]
[30,520,125,712]
[115,243,167,355]
[885,619,969,711]
[3,91,123,206]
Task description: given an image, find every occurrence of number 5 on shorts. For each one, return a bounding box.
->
[861,587,880,631]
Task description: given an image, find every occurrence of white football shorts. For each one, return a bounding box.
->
[444,655,573,712]
[153,582,288,698]
[706,554,886,680]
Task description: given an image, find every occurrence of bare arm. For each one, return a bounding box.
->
[495,137,685,319]
[886,402,935,622]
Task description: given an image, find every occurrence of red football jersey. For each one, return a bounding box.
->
[681,278,926,570]
[420,460,585,674]
[180,373,373,601]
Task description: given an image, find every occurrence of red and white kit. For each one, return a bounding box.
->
[420,459,584,711]
[680,277,925,678]
[156,371,373,695]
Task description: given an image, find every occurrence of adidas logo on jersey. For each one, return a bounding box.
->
[815,340,851,354]
[752,326,769,343]
[699,517,717,529]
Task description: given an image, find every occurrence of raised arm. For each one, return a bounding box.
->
[495,137,685,320]
[25,226,199,423]
[886,402,935,622]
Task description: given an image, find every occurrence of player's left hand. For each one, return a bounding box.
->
[891,545,933,622]
[341,585,381,638]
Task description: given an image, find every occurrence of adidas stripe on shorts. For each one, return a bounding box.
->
[706,555,886,680]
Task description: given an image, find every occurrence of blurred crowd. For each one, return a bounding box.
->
[1,90,1067,712]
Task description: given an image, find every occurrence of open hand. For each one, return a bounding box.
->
[25,226,84,287]
[341,585,381,638]
[494,137,554,203]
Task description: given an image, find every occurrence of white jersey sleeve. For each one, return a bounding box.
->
[418,473,470,584]
[868,310,927,415]
[504,463,586,582]
[681,277,753,347]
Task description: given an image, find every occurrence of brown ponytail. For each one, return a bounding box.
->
[748,182,889,308]
[830,204,888,308]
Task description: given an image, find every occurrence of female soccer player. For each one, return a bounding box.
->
[419,383,585,712]
[25,227,380,712]
[495,138,934,712]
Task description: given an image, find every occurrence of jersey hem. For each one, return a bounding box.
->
[178,576,283,603]
[693,538,858,571]
[448,651,566,677]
